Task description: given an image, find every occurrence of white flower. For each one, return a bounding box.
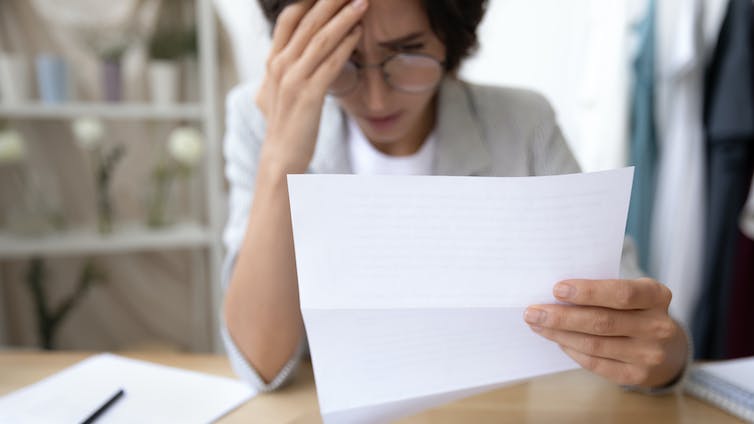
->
[0,130,26,165]
[168,126,203,167]
[72,117,104,150]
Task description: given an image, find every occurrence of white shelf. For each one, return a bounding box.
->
[0,222,212,259]
[0,0,224,352]
[0,103,203,120]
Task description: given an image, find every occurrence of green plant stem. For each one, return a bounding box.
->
[26,258,53,349]
[96,145,125,234]
[25,258,106,350]
[148,169,173,227]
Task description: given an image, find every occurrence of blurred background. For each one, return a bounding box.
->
[0,0,751,360]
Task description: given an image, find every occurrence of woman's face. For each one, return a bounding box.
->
[335,0,446,153]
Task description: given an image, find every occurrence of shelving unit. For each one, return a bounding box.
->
[0,103,203,120]
[0,222,212,259]
[0,0,224,353]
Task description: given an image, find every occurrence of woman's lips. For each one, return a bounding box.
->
[364,112,402,132]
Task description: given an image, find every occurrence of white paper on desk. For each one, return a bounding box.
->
[288,168,634,424]
[0,353,256,423]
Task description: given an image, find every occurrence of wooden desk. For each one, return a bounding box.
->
[0,351,743,423]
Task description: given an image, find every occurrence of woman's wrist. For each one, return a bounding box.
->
[258,144,310,179]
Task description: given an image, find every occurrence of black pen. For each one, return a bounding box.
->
[80,388,125,424]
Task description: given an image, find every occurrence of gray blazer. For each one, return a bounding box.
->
[220,77,644,392]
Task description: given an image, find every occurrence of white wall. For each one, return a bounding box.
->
[217,0,638,172]
[213,0,270,85]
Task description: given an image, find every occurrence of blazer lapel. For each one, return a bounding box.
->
[434,78,491,176]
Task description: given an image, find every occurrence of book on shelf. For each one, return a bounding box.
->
[685,356,754,423]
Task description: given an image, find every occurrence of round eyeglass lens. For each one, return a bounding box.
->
[385,54,443,93]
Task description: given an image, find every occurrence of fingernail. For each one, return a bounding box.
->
[352,0,367,11]
[524,308,547,325]
[530,325,544,333]
[555,283,576,299]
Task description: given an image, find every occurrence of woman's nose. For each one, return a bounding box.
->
[361,67,389,113]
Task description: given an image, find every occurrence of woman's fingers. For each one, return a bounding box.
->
[292,0,367,82]
[257,1,368,174]
[561,346,650,386]
[553,278,672,311]
[524,304,677,339]
[266,0,367,106]
[309,25,363,96]
[532,327,668,369]
[270,0,315,56]
[525,277,689,388]
[283,0,360,61]
[260,1,314,116]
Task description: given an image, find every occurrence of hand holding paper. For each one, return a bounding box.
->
[527,276,688,388]
[288,168,634,424]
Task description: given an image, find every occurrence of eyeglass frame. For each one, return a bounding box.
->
[329,52,447,96]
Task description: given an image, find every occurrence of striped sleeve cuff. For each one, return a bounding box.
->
[220,312,305,392]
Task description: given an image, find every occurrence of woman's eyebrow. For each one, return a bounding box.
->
[377,32,425,49]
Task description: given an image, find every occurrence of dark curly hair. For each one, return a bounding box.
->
[257,0,488,72]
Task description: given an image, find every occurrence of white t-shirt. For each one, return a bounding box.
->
[347,117,436,175]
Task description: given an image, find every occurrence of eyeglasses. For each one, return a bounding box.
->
[329,53,445,96]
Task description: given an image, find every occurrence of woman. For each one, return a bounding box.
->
[222,0,689,394]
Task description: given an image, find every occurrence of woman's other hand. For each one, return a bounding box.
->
[524,278,688,389]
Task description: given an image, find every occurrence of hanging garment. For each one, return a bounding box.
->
[692,0,754,359]
[725,230,754,358]
[626,0,657,271]
[651,0,707,328]
[723,4,754,360]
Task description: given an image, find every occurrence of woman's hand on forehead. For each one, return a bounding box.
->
[255,0,368,172]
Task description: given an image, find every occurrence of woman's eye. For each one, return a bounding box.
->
[399,43,425,51]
